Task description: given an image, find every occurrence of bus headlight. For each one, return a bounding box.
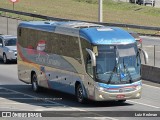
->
[98,87,105,91]
[136,92,141,97]
[136,85,141,90]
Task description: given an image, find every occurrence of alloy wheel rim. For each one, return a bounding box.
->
[78,87,83,101]
[32,76,37,91]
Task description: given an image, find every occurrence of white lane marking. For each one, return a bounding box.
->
[143,84,160,89]
[35,108,79,111]
[0,87,118,120]
[0,106,27,111]
[0,87,87,112]
[86,117,119,120]
[0,103,61,106]
[0,87,65,106]
[128,100,160,109]
[0,97,61,100]
[0,87,82,111]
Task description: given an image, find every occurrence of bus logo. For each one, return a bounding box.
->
[119,89,124,92]
[37,40,46,52]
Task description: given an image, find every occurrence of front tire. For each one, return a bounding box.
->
[3,54,8,64]
[76,84,86,103]
[31,73,40,92]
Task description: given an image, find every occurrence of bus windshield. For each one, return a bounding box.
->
[96,43,141,84]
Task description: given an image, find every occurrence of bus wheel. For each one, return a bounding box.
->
[76,84,85,103]
[31,73,39,92]
[3,54,8,64]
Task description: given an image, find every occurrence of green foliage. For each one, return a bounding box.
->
[0,0,160,27]
[74,0,160,17]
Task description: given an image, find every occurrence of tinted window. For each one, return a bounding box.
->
[81,38,92,64]
[4,38,17,46]
[80,38,92,73]
[47,33,81,63]
[0,38,2,44]
[18,28,81,63]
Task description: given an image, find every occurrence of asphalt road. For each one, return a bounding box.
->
[140,36,160,67]
[0,60,160,120]
[141,36,160,46]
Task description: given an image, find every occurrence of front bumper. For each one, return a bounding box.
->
[6,52,17,60]
[94,87,142,101]
[92,81,142,101]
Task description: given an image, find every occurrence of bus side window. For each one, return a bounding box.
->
[86,55,93,77]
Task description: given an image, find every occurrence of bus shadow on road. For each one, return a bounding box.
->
[0,59,17,65]
[0,84,134,110]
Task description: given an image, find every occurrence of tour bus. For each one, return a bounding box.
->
[17,21,148,103]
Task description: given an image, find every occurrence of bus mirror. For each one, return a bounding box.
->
[86,48,96,66]
[139,48,148,64]
[93,46,98,56]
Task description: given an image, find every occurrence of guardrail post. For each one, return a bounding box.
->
[154,45,155,66]
[7,17,8,35]
[17,19,18,27]
[152,0,154,7]
[143,0,145,5]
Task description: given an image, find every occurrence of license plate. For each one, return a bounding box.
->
[116,94,125,99]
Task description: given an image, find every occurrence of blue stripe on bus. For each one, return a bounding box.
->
[98,81,142,89]
[80,27,135,45]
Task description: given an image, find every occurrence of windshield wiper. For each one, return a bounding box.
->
[107,46,119,84]
[123,58,133,83]
[107,65,117,84]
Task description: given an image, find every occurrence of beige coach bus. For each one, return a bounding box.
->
[17,21,148,103]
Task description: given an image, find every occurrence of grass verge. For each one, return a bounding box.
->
[0,0,160,34]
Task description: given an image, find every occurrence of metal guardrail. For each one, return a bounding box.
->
[142,44,160,67]
[1,8,160,31]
